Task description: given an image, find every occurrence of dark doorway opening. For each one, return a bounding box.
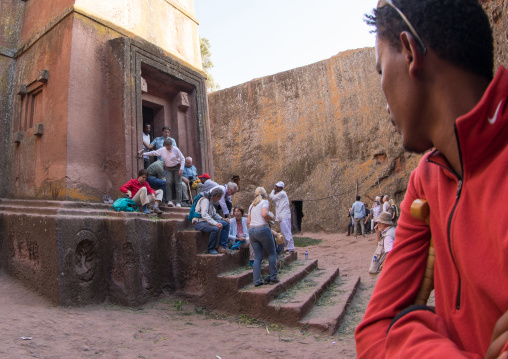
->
[142,106,155,135]
[291,201,303,233]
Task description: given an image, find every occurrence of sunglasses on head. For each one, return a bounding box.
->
[377,0,427,54]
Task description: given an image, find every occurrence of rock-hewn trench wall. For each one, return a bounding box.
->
[208,1,507,233]
[482,0,508,69]
[208,48,419,233]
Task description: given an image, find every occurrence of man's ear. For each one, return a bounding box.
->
[400,31,424,78]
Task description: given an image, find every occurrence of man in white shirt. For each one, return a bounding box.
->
[269,181,294,252]
[142,123,152,169]
[382,195,393,215]
[211,182,238,218]
[142,139,185,207]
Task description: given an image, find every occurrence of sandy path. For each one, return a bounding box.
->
[0,231,379,358]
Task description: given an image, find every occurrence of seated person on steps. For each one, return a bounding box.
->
[228,206,255,266]
[119,169,163,214]
[181,156,198,206]
[146,160,167,205]
[192,187,230,255]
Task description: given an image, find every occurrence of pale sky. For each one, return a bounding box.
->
[194,0,379,90]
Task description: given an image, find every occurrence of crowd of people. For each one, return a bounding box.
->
[123,2,508,355]
[190,181,295,286]
[346,194,398,275]
[347,195,398,236]
[123,133,295,287]
[137,125,203,208]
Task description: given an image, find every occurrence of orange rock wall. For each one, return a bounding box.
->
[208,48,418,233]
[208,1,508,233]
[482,0,508,69]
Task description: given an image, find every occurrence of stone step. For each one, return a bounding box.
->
[0,204,61,216]
[160,206,190,214]
[0,198,110,209]
[238,259,319,314]
[216,251,298,291]
[0,198,190,212]
[176,230,211,255]
[0,202,188,222]
[265,266,341,326]
[298,275,361,334]
[195,249,247,274]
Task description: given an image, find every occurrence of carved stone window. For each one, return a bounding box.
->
[17,70,49,134]
[20,86,43,131]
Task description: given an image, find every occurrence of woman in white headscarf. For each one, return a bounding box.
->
[248,187,278,287]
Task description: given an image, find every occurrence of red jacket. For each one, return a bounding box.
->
[356,67,508,358]
[119,179,155,197]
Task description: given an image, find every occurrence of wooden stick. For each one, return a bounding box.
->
[187,182,194,204]
[411,199,435,305]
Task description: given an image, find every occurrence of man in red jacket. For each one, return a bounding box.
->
[355,1,508,358]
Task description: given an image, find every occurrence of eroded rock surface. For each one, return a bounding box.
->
[208,48,418,232]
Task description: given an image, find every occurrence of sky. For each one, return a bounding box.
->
[194,0,379,90]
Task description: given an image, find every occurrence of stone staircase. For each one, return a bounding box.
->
[0,199,360,334]
[173,227,361,335]
[0,198,189,221]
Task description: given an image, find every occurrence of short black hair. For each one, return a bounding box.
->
[138,169,148,177]
[356,195,361,201]
[162,126,170,131]
[366,0,493,80]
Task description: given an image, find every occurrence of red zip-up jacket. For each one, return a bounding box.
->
[356,67,508,358]
[119,179,155,198]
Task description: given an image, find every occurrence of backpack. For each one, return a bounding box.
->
[111,198,139,212]
[188,193,205,221]
[391,204,399,219]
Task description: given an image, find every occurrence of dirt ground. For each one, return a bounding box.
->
[0,231,380,359]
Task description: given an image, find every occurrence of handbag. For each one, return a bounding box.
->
[274,232,285,245]
[368,238,386,274]
[111,197,139,212]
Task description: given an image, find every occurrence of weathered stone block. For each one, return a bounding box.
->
[36,69,49,83]
[14,132,23,143]
[33,123,44,136]
[17,84,27,95]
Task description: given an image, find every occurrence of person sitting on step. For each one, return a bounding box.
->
[192,187,230,255]
[119,169,163,214]
[228,206,255,266]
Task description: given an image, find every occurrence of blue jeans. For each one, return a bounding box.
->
[249,226,277,285]
[146,177,167,202]
[194,220,230,251]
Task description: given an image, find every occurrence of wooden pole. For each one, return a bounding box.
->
[411,199,435,305]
